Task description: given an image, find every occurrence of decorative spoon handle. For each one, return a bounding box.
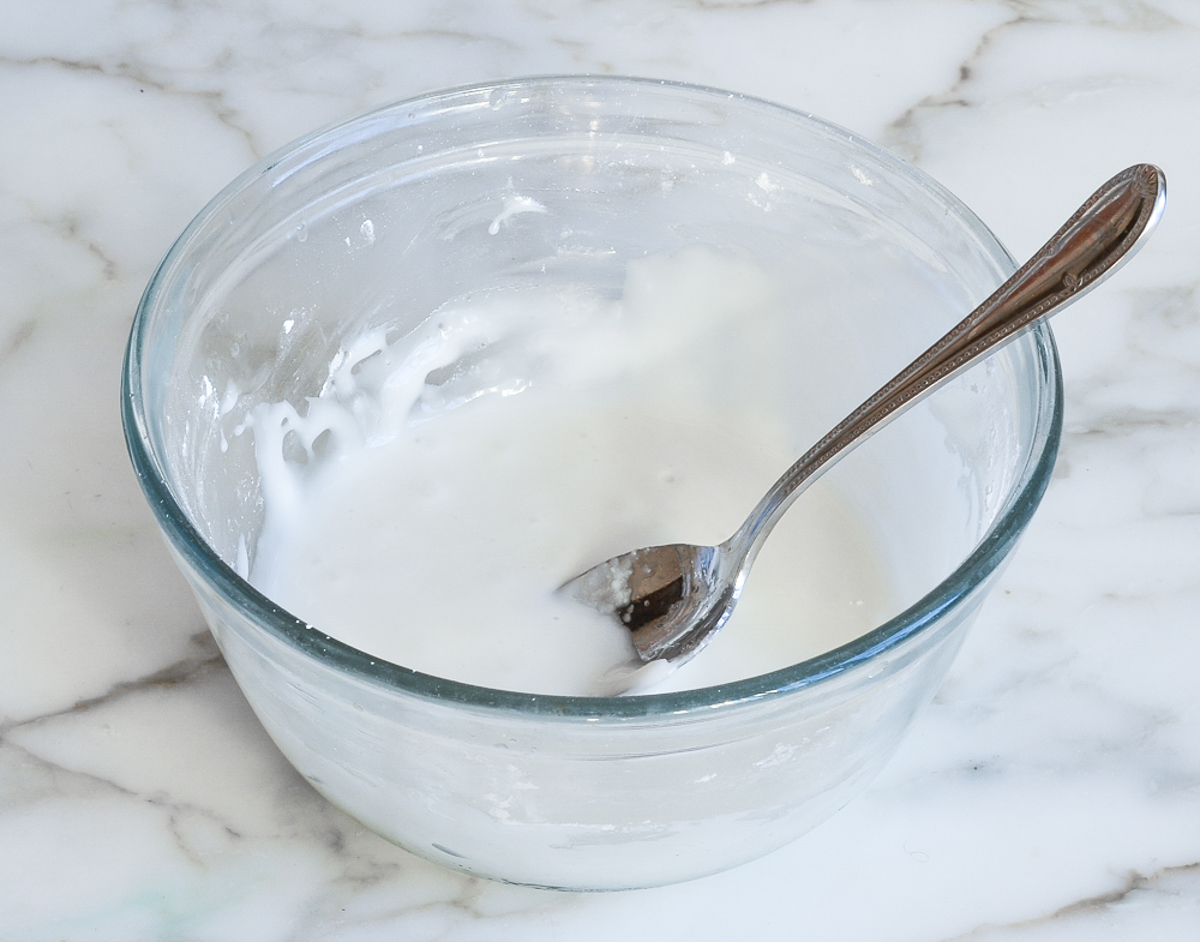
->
[731,163,1166,559]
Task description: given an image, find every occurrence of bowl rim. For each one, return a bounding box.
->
[122,74,1063,720]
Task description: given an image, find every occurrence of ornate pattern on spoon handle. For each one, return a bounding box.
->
[732,164,1167,560]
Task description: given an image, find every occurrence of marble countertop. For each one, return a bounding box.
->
[2,1,1198,938]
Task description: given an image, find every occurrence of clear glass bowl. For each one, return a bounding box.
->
[123,76,1061,890]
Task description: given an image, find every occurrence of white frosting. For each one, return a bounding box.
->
[248,247,894,695]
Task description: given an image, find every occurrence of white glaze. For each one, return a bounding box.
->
[248,248,894,695]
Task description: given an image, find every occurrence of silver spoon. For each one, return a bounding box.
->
[564,163,1166,669]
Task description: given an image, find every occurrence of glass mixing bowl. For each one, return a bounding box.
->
[123,76,1061,890]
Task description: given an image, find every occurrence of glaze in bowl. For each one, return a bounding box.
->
[122,76,1061,890]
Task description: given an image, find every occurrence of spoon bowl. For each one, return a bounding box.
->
[566,164,1166,668]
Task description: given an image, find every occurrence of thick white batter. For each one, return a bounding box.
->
[248,247,895,695]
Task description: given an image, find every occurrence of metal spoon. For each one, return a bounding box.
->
[564,163,1166,668]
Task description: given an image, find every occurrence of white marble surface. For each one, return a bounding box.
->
[2,1,1198,938]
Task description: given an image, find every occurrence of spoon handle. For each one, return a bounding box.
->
[732,163,1166,556]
